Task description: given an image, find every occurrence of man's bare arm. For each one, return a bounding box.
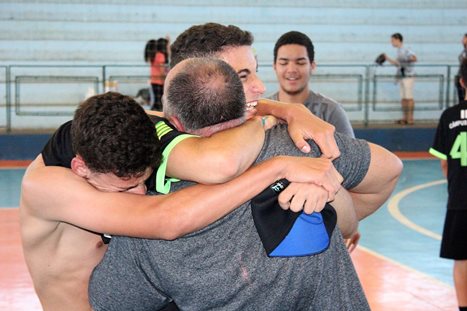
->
[166,117,266,183]
[163,99,340,185]
[349,143,403,220]
[440,159,448,177]
[21,155,339,240]
[330,188,358,238]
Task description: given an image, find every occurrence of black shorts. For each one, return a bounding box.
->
[440,210,467,260]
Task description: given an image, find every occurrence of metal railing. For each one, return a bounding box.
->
[0,63,460,132]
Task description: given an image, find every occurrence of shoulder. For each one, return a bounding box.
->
[309,91,340,106]
[41,120,74,168]
[259,125,311,159]
[442,105,462,118]
[306,92,343,115]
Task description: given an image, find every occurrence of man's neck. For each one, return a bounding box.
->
[190,117,245,137]
[277,88,310,104]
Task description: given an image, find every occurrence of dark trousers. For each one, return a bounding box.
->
[151,83,164,111]
[455,75,466,104]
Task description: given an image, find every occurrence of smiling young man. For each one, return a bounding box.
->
[269,31,354,137]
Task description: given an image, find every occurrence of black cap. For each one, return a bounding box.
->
[251,179,337,257]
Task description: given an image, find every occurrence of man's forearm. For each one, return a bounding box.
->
[149,154,349,239]
[330,188,358,238]
[440,160,448,178]
[165,155,348,239]
[349,143,403,220]
[166,118,265,184]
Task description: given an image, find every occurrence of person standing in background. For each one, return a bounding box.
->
[429,59,467,311]
[145,36,170,111]
[384,33,417,125]
[269,31,360,251]
[455,34,467,104]
[269,31,355,138]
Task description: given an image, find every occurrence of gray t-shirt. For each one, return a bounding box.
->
[396,46,416,77]
[269,91,355,138]
[89,126,371,311]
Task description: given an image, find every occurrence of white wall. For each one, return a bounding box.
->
[1,0,467,129]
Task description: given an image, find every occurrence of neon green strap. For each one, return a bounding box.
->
[155,134,196,194]
[428,147,447,160]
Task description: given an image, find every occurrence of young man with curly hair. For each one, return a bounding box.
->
[21,92,336,310]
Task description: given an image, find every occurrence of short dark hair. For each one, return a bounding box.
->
[273,31,315,63]
[71,92,162,178]
[145,38,169,63]
[144,39,157,63]
[391,33,403,42]
[157,38,169,64]
[461,58,467,86]
[170,23,254,67]
[165,58,245,131]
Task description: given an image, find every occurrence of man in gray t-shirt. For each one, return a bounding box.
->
[89,125,370,311]
[89,56,402,311]
[270,31,354,138]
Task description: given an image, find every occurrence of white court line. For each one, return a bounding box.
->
[387,179,446,241]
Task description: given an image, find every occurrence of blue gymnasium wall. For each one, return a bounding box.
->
[0,128,435,160]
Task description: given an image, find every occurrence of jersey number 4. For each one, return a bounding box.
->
[450,132,467,166]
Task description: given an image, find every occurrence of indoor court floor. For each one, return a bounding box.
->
[0,155,459,310]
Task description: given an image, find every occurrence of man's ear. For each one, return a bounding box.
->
[311,61,317,73]
[168,116,185,132]
[70,155,91,178]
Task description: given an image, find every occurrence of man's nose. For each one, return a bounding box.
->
[285,62,298,72]
[252,76,266,96]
